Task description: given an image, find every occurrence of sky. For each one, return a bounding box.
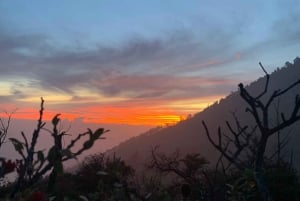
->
[0,0,300,127]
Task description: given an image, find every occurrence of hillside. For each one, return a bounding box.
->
[107,58,300,172]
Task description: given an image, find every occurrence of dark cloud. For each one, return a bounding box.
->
[0,28,238,98]
[93,74,237,99]
[0,0,299,98]
[0,93,27,104]
[39,30,234,74]
[3,1,298,103]
[0,95,15,103]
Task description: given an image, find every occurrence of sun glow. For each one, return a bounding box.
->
[0,95,225,126]
[167,95,225,112]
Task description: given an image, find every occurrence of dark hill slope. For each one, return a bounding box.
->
[108,58,300,172]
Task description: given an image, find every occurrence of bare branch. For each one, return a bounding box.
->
[256,62,270,99]
[202,121,244,170]
[0,110,14,148]
[65,131,89,150]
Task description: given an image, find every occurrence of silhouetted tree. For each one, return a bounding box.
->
[202,61,300,201]
[8,98,109,198]
[0,110,14,150]
[149,147,209,200]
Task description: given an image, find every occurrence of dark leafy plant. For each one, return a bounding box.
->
[74,153,136,200]
[265,159,300,201]
[6,98,109,198]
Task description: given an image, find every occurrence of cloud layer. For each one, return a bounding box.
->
[0,0,300,125]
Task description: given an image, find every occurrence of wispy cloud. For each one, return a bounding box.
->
[0,0,299,125]
[0,27,240,96]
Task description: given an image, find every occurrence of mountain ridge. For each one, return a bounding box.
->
[107,57,300,172]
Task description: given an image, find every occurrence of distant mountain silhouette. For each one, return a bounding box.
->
[107,58,300,172]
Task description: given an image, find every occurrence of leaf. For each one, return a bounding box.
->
[96,171,108,176]
[47,146,58,162]
[83,140,93,150]
[48,196,56,201]
[61,149,76,159]
[92,128,104,140]
[9,138,24,152]
[37,151,45,162]
[79,195,89,201]
[52,114,61,126]
[145,193,152,199]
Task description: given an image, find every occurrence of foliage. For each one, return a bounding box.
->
[226,169,259,201]
[224,159,300,201]
[0,158,16,177]
[148,147,209,200]
[75,153,135,200]
[265,160,300,201]
[0,98,109,199]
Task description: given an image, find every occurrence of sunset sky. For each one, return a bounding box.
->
[0,0,300,126]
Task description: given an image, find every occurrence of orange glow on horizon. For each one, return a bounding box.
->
[80,106,185,126]
[0,95,225,126]
[0,108,182,126]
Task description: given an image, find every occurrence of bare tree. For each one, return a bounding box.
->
[202,62,300,201]
[148,146,210,200]
[0,110,15,149]
[149,146,209,185]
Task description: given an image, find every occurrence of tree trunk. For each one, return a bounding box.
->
[254,135,273,201]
